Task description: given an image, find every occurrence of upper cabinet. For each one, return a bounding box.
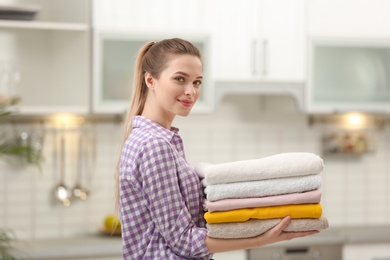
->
[0,0,91,115]
[92,0,213,114]
[307,38,390,114]
[307,0,390,39]
[307,0,390,114]
[92,0,307,113]
[93,30,213,114]
[93,0,206,33]
[206,0,306,82]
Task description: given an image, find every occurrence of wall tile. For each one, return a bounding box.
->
[1,114,390,241]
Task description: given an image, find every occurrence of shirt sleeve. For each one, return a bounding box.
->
[139,137,210,259]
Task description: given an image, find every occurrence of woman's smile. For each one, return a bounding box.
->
[178,98,194,108]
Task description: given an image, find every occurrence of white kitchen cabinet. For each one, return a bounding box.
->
[307,0,390,39]
[306,0,390,114]
[93,30,213,114]
[307,38,390,114]
[0,0,91,115]
[92,0,214,114]
[260,0,306,81]
[206,0,306,82]
[93,0,207,33]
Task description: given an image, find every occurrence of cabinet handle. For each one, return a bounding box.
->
[251,39,258,76]
[262,39,268,77]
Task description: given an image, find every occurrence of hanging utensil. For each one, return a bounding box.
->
[71,129,88,201]
[85,122,97,197]
[53,128,71,207]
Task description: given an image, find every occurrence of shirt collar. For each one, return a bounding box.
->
[132,115,179,139]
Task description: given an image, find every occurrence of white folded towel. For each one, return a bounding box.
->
[205,174,322,202]
[206,216,329,239]
[195,152,324,185]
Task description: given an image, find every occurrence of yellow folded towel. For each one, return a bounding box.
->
[204,204,322,224]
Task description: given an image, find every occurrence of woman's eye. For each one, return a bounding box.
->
[194,80,202,86]
[176,77,185,82]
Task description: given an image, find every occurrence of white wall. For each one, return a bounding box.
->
[1,95,390,240]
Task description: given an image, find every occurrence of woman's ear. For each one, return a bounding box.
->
[144,72,155,90]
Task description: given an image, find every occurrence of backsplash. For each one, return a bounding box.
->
[1,96,390,240]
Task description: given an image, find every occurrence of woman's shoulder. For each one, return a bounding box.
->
[125,128,173,155]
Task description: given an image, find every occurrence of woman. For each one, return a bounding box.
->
[115,38,318,259]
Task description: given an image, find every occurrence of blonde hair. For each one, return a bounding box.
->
[115,38,202,212]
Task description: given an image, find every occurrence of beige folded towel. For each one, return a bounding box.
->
[206,216,329,239]
[195,152,324,185]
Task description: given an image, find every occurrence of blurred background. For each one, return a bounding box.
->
[1,0,390,259]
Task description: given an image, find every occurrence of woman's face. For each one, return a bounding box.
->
[145,54,202,120]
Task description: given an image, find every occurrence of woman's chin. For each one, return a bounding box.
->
[177,108,192,117]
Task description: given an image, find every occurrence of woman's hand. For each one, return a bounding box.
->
[254,216,319,247]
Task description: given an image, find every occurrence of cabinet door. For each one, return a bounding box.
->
[205,0,259,81]
[93,31,213,114]
[307,38,390,113]
[343,243,390,260]
[261,0,306,81]
[93,0,206,32]
[207,0,305,82]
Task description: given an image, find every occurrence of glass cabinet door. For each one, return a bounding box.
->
[308,38,390,113]
[93,31,213,114]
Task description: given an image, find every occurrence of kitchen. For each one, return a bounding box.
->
[1,0,390,259]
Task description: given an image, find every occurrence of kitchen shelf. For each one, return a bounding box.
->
[0,113,123,124]
[0,0,91,115]
[215,80,305,112]
[308,114,389,129]
[0,20,89,31]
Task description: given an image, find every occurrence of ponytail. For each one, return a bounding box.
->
[114,42,154,213]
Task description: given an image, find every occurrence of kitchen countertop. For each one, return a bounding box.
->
[265,225,390,248]
[10,226,390,259]
[11,234,122,260]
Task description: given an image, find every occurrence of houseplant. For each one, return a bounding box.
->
[0,94,42,165]
[0,229,16,260]
[0,94,43,259]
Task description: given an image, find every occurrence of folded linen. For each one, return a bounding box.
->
[201,178,208,188]
[204,204,322,224]
[195,152,324,185]
[204,189,322,212]
[206,216,329,239]
[205,174,322,202]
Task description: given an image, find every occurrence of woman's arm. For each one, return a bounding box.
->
[205,216,319,253]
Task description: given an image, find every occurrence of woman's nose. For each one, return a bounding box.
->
[185,84,196,96]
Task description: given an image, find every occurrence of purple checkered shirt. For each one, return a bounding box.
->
[119,116,211,259]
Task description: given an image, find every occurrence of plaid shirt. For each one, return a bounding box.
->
[120,116,211,259]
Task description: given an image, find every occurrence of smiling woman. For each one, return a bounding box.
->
[114,38,319,260]
[114,38,211,259]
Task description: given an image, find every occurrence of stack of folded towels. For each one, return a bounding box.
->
[195,152,329,239]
